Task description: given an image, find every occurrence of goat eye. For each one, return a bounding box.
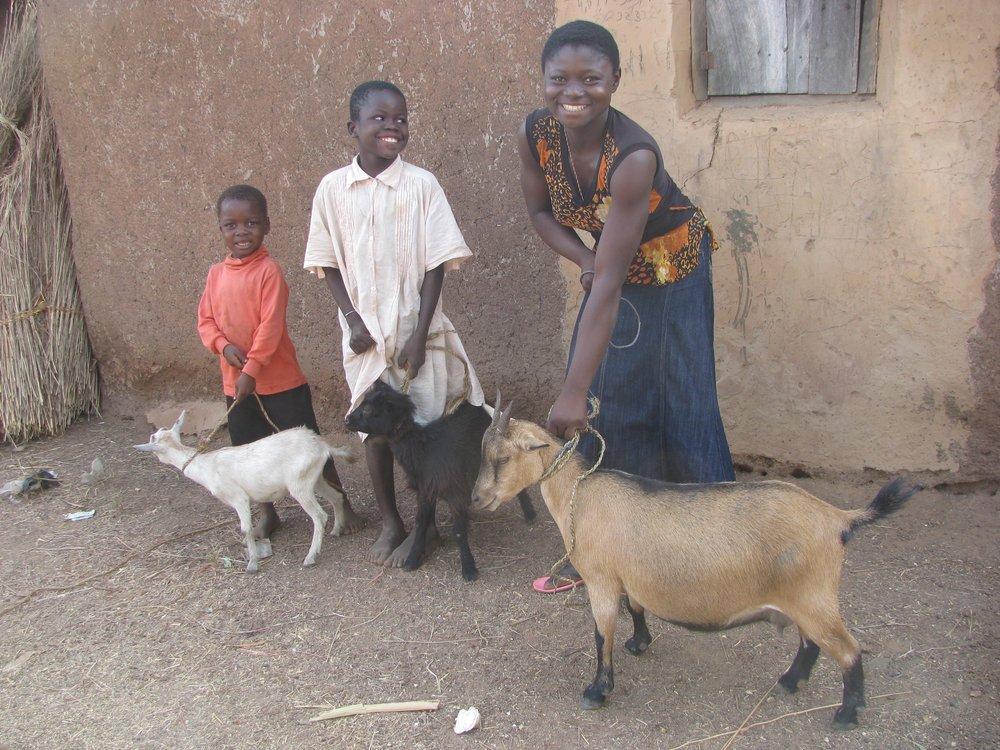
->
[497,457,509,467]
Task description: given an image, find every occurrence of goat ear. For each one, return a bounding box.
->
[134,443,157,452]
[172,410,187,434]
[514,434,549,452]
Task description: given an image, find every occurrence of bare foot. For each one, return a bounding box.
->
[331,499,366,536]
[253,503,280,540]
[385,524,440,569]
[367,524,406,563]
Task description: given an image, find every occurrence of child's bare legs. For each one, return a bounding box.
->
[254,502,280,540]
[322,459,364,534]
[365,437,406,562]
[385,515,439,569]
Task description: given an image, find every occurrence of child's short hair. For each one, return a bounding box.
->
[216,184,267,216]
[541,20,620,73]
[349,80,406,121]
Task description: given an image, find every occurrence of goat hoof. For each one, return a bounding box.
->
[402,556,423,572]
[462,566,479,582]
[625,636,649,656]
[246,562,259,574]
[778,673,800,694]
[580,689,606,710]
[302,557,318,568]
[832,706,859,729]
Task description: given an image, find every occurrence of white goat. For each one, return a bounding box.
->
[135,411,354,572]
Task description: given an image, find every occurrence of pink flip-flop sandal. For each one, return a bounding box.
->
[532,575,586,594]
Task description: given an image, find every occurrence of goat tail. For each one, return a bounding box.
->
[322,439,359,464]
[841,477,922,544]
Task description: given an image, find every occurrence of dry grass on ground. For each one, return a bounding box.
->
[0,417,997,749]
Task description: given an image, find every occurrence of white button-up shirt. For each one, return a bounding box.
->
[304,156,484,425]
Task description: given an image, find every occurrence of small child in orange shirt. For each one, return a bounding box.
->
[197,184,363,540]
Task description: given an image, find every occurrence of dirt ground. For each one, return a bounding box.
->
[0,416,997,750]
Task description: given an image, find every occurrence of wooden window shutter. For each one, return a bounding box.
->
[691,0,880,99]
[707,0,788,96]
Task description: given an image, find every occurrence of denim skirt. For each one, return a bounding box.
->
[571,233,735,483]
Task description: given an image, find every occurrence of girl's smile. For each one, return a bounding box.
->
[543,44,620,131]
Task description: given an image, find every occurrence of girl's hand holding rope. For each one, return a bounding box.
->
[547,386,590,439]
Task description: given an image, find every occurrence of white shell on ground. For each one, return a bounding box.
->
[454,706,481,734]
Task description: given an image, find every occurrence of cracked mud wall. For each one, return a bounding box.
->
[559,0,999,476]
[965,47,1000,479]
[35,1,562,422]
[34,0,998,475]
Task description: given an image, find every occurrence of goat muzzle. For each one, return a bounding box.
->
[471,492,502,513]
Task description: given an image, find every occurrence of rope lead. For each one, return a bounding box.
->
[181,393,279,471]
[541,395,606,583]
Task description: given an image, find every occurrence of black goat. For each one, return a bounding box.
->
[345,381,535,581]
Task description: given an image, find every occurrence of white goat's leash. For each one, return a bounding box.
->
[181,393,279,471]
[541,395,606,582]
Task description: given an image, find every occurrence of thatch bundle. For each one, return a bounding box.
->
[0,2,100,443]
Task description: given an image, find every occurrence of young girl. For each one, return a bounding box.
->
[198,184,363,540]
[520,22,735,592]
[303,81,485,568]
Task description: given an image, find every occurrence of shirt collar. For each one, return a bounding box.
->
[223,246,268,268]
[347,155,405,188]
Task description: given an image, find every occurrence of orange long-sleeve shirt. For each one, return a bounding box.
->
[197,247,307,397]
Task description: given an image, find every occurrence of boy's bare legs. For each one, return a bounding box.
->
[254,503,280,540]
[384,521,439,569]
[365,437,406,562]
[322,459,365,534]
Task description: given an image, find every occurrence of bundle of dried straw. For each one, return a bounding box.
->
[0,3,99,443]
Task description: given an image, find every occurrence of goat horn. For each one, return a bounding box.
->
[490,389,502,428]
[498,400,514,433]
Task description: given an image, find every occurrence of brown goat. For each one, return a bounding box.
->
[471,400,921,728]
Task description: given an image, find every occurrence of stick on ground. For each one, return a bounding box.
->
[666,690,913,750]
[307,700,440,723]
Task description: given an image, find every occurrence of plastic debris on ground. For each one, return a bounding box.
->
[1,469,60,499]
[81,457,105,485]
[64,509,96,521]
[454,706,481,734]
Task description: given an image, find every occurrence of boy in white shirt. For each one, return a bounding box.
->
[304,81,485,567]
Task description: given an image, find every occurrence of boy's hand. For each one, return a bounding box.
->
[397,332,427,379]
[348,317,376,355]
[223,344,248,368]
[234,372,256,402]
